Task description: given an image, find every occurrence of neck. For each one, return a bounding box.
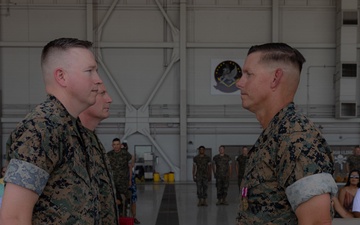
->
[79,114,100,131]
[256,101,292,129]
[48,91,89,118]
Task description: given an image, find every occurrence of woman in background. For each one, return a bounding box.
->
[333,169,360,218]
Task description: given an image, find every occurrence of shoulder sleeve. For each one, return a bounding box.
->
[5,159,49,195]
[7,118,61,174]
[277,130,334,188]
[5,118,56,195]
[285,173,338,211]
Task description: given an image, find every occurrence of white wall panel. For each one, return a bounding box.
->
[281,10,335,43]
[1,48,45,104]
[194,10,272,43]
[295,49,336,105]
[1,8,86,41]
[100,10,166,42]
[29,9,87,41]
[0,10,30,41]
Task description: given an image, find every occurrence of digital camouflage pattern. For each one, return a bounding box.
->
[85,130,119,225]
[193,154,211,199]
[237,103,337,225]
[347,155,360,172]
[5,95,103,224]
[213,153,231,199]
[107,149,132,199]
[236,154,248,187]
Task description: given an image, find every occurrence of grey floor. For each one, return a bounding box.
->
[136,181,239,225]
[135,181,360,225]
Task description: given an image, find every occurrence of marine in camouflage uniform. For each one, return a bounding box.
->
[5,95,103,224]
[236,147,248,191]
[107,139,133,215]
[212,145,232,205]
[346,146,360,173]
[79,82,119,224]
[237,43,338,224]
[85,130,119,224]
[193,145,211,206]
[237,103,338,225]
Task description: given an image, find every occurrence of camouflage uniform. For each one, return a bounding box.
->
[85,129,119,224]
[213,154,232,200]
[5,95,103,224]
[346,155,360,172]
[107,149,132,201]
[237,103,338,225]
[236,154,248,190]
[193,154,211,199]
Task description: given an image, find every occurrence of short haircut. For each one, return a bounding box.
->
[112,138,120,143]
[198,145,205,150]
[247,43,306,73]
[41,37,93,68]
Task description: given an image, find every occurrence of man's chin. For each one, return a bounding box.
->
[88,96,97,105]
[241,102,249,109]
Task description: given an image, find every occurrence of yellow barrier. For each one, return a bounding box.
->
[153,172,160,182]
[164,173,169,182]
[168,172,175,182]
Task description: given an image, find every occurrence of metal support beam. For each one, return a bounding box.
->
[86,0,93,42]
[272,0,279,42]
[179,0,187,181]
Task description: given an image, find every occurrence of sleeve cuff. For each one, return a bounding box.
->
[285,173,338,211]
[4,159,49,195]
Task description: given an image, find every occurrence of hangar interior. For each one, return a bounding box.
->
[0,0,359,182]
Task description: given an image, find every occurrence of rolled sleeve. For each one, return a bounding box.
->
[4,159,49,195]
[285,173,338,211]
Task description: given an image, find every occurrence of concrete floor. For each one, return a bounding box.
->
[135,182,360,225]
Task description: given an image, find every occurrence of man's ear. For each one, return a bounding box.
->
[54,68,67,87]
[271,68,283,89]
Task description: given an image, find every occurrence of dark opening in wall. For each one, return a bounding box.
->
[343,11,358,25]
[341,63,357,77]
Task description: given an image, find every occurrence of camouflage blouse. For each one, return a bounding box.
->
[347,155,360,172]
[236,154,248,179]
[213,154,232,178]
[84,129,119,225]
[5,95,103,224]
[107,149,132,195]
[237,103,337,225]
[193,154,211,179]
